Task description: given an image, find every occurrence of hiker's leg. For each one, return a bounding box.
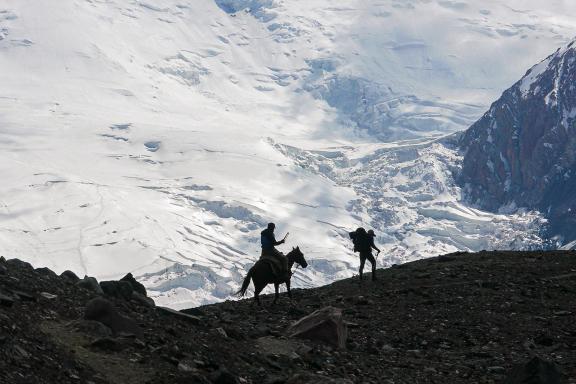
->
[359,255,366,280]
[367,253,377,280]
[273,283,279,304]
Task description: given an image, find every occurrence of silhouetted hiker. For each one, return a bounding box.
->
[349,227,380,281]
[260,223,289,276]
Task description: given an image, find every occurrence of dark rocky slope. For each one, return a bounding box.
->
[459,40,576,242]
[1,251,575,383]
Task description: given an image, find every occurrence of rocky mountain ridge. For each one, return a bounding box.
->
[459,40,576,243]
[1,251,575,383]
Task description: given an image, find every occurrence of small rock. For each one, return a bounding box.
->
[13,345,30,359]
[354,296,369,305]
[552,310,571,317]
[0,292,15,307]
[215,327,228,338]
[40,292,58,300]
[381,344,396,353]
[13,290,36,302]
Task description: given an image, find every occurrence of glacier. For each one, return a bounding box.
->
[0,0,574,308]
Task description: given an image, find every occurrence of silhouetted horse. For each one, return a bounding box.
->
[237,246,308,305]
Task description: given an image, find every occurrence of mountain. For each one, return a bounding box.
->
[459,40,576,243]
[1,252,575,383]
[1,1,575,307]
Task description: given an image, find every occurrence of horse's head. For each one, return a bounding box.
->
[289,246,308,268]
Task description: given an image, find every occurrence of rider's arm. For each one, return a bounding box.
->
[271,234,284,246]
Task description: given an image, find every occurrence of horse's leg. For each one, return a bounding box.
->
[254,283,264,306]
[286,278,292,299]
[273,283,279,305]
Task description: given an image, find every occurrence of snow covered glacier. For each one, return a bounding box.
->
[0,0,574,308]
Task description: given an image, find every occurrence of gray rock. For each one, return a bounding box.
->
[60,270,80,282]
[132,291,155,307]
[77,276,104,295]
[84,297,142,337]
[120,273,147,296]
[0,292,15,307]
[70,319,113,338]
[287,306,348,349]
[459,42,576,240]
[90,337,126,352]
[35,267,57,277]
[99,280,133,300]
[157,306,201,325]
[5,259,33,271]
[503,357,566,384]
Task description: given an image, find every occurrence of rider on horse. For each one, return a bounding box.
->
[260,223,289,276]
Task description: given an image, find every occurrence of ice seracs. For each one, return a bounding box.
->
[1,0,574,308]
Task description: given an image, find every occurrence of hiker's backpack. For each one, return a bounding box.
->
[350,227,369,252]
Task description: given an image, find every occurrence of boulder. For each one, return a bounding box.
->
[157,306,201,325]
[60,270,80,282]
[35,267,57,277]
[77,276,104,295]
[70,320,113,338]
[503,356,566,384]
[84,297,142,337]
[120,273,147,296]
[286,307,348,349]
[132,291,155,307]
[99,280,133,300]
[5,259,33,272]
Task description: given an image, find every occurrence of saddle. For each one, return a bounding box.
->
[259,251,289,279]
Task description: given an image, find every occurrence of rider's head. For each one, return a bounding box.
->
[267,223,276,231]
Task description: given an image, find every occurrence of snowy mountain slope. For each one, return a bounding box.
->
[0,0,573,308]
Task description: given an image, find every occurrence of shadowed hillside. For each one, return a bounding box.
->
[1,251,575,383]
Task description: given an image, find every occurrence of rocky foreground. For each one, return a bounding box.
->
[1,251,575,384]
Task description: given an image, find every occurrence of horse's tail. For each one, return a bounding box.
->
[236,267,254,297]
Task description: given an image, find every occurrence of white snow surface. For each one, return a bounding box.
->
[0,0,571,308]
